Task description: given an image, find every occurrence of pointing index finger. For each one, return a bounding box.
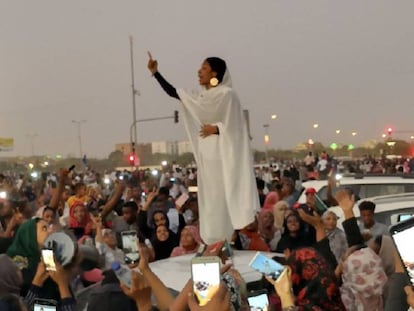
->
[147,51,153,60]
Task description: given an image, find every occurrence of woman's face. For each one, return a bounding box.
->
[322,213,337,231]
[180,228,197,249]
[198,61,216,86]
[262,213,274,227]
[36,220,51,248]
[43,210,55,225]
[73,205,86,223]
[286,215,300,233]
[156,225,169,242]
[153,212,166,227]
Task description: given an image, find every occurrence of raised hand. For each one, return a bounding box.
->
[147,51,158,74]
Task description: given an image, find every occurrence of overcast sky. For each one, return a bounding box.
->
[1,0,414,158]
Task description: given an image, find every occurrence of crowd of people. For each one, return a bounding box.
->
[0,163,414,311]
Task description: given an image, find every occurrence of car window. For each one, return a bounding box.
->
[317,184,360,201]
[359,184,407,198]
[374,207,414,227]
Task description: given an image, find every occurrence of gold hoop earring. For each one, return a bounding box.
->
[209,77,219,87]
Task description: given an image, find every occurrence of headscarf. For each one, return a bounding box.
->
[151,225,179,261]
[377,235,396,277]
[69,202,91,235]
[205,57,227,83]
[258,211,277,242]
[287,248,346,311]
[341,247,387,311]
[262,191,278,213]
[276,212,312,253]
[0,255,22,295]
[7,218,40,272]
[170,225,201,257]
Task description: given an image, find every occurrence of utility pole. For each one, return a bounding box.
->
[129,36,139,156]
[263,124,270,164]
[26,133,38,156]
[72,120,86,158]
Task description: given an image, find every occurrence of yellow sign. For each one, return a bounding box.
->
[0,138,14,151]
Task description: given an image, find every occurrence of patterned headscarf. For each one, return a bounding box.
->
[341,247,387,311]
[287,247,346,311]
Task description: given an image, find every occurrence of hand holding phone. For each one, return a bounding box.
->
[249,252,286,282]
[122,231,139,264]
[34,298,57,311]
[191,256,221,306]
[42,249,56,271]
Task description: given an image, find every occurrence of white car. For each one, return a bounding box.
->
[328,192,414,229]
[297,175,414,204]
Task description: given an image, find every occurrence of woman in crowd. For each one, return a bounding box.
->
[258,211,280,251]
[340,246,387,311]
[151,224,179,261]
[170,225,201,257]
[262,191,279,213]
[234,217,270,252]
[7,218,51,295]
[267,248,345,310]
[276,211,313,253]
[0,254,22,296]
[321,210,347,263]
[69,202,92,239]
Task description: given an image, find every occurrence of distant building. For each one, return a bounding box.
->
[115,141,191,156]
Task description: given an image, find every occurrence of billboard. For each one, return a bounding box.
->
[0,138,14,151]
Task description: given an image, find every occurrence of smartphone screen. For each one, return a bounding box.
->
[121,231,139,264]
[391,220,414,285]
[191,257,221,306]
[249,252,285,281]
[175,192,189,208]
[34,298,57,311]
[248,292,269,311]
[315,194,328,215]
[42,249,56,271]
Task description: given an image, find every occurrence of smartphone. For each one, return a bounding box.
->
[249,252,286,281]
[42,249,56,271]
[390,217,414,285]
[121,230,139,264]
[248,290,269,311]
[175,192,189,208]
[315,194,328,215]
[221,239,234,259]
[191,256,221,306]
[34,298,57,311]
[188,186,198,193]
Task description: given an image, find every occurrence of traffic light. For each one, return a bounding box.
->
[128,154,136,166]
[174,110,179,123]
[387,127,393,137]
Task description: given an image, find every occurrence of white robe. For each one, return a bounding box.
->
[177,71,258,244]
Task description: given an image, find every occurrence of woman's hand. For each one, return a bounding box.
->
[266,267,295,308]
[33,261,49,287]
[335,189,355,219]
[48,260,70,288]
[187,282,232,311]
[121,270,153,311]
[199,124,218,138]
[147,51,158,74]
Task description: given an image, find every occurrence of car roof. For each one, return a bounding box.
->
[328,192,414,223]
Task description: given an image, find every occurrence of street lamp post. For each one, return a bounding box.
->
[26,133,38,156]
[263,124,270,163]
[129,36,139,156]
[72,120,86,158]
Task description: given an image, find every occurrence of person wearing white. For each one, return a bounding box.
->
[148,52,258,243]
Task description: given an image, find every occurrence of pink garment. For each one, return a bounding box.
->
[170,225,201,257]
[341,248,387,311]
[262,192,278,212]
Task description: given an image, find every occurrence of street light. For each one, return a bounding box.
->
[271,114,277,120]
[352,132,357,137]
[313,123,319,129]
[263,124,270,163]
[72,120,86,158]
[382,134,387,138]
[335,129,341,134]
